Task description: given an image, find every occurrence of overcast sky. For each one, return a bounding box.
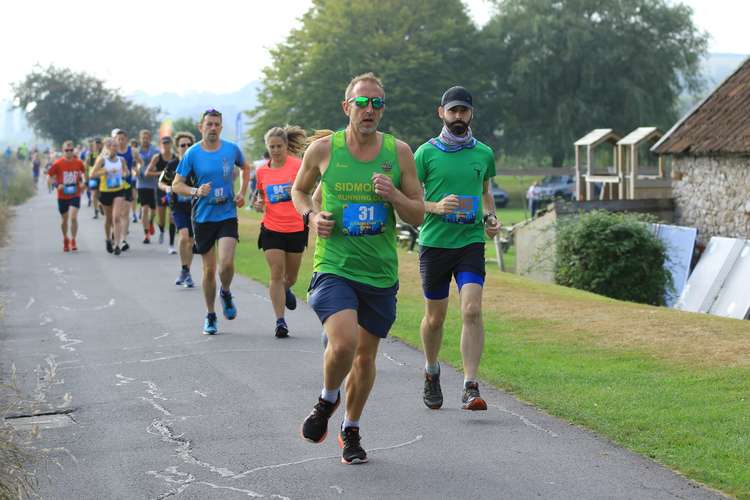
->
[1,0,748,100]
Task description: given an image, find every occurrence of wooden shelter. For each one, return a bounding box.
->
[574,129,621,201]
[616,127,670,200]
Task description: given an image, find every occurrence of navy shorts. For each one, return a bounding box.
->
[307,272,398,338]
[172,203,193,237]
[193,217,238,255]
[419,242,486,300]
[57,197,81,215]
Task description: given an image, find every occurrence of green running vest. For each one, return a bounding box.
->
[313,130,401,288]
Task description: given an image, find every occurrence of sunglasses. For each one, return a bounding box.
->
[348,96,385,109]
[64,149,74,152]
[178,143,192,148]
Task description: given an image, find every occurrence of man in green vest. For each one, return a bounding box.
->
[292,72,424,465]
[415,86,501,412]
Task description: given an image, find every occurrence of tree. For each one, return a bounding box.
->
[481,0,708,166]
[11,65,160,145]
[172,117,202,141]
[247,0,485,156]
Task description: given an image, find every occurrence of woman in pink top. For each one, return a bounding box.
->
[254,126,308,338]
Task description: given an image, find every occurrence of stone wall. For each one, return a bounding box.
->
[671,156,750,244]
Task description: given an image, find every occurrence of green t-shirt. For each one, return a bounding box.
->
[314,130,401,288]
[415,140,496,248]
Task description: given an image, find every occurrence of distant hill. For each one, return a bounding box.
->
[127,82,261,142]
[678,53,748,115]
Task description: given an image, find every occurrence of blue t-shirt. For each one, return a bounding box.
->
[176,140,245,223]
[137,145,159,189]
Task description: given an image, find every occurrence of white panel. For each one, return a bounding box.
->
[652,224,697,307]
[674,237,745,313]
[709,242,750,319]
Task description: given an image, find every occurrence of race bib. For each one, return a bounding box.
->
[443,195,479,224]
[63,184,77,195]
[106,172,122,189]
[342,203,386,236]
[265,183,292,204]
[88,179,98,189]
[210,186,229,205]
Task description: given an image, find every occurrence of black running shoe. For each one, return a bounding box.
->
[113,245,121,256]
[106,239,113,254]
[301,394,340,443]
[338,427,368,464]
[461,382,487,411]
[275,320,289,338]
[285,288,297,310]
[121,241,130,252]
[423,372,443,410]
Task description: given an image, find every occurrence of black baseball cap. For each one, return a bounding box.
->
[161,136,172,144]
[441,86,473,110]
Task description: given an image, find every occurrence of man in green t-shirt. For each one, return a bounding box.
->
[292,72,423,464]
[414,86,501,412]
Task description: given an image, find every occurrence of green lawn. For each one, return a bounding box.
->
[235,210,750,499]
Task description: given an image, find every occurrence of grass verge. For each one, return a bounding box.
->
[235,209,750,498]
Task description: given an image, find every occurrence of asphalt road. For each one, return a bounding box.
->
[0,192,724,500]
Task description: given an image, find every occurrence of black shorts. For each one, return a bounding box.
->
[99,190,124,206]
[57,197,80,215]
[123,186,134,202]
[419,242,486,300]
[137,188,156,209]
[157,188,169,207]
[257,225,308,253]
[193,218,239,255]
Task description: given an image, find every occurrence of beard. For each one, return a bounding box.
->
[446,119,470,136]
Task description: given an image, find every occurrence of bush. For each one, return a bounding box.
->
[554,210,672,305]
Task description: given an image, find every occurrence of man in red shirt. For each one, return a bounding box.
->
[48,140,87,252]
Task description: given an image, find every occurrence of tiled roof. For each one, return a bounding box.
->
[653,57,750,155]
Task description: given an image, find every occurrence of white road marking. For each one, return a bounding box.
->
[25,297,35,309]
[153,332,171,340]
[53,328,82,352]
[330,485,344,494]
[115,374,135,386]
[232,434,423,480]
[72,290,88,300]
[382,352,406,366]
[489,404,559,437]
[194,391,207,398]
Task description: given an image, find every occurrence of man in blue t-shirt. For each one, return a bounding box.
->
[135,129,160,243]
[173,109,251,335]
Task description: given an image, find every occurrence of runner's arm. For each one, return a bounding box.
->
[89,156,105,178]
[291,138,326,216]
[132,150,144,176]
[381,141,424,226]
[482,179,500,236]
[144,154,160,177]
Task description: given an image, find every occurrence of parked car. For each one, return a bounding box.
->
[527,175,575,202]
[490,180,509,208]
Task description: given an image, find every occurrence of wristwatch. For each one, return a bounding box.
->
[483,213,497,224]
[302,209,315,228]
[190,187,198,197]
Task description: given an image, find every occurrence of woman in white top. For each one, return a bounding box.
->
[90,138,129,255]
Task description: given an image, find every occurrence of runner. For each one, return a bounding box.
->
[47,141,86,252]
[90,138,129,255]
[415,86,501,411]
[31,150,41,189]
[253,126,308,338]
[155,132,196,286]
[145,135,179,253]
[113,128,143,250]
[85,138,103,219]
[135,130,160,244]
[292,73,424,464]
[172,109,251,335]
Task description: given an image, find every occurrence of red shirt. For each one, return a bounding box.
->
[48,158,86,200]
[256,155,304,233]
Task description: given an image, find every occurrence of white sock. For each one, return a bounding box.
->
[342,416,360,430]
[320,387,339,404]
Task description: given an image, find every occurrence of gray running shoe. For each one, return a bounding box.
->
[175,269,188,286]
[461,382,487,411]
[183,273,194,288]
